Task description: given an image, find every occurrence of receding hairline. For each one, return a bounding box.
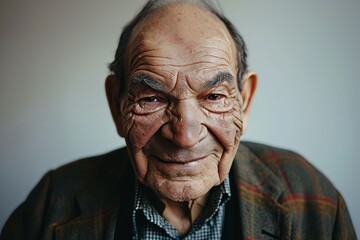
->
[108,0,248,95]
[131,1,226,31]
[124,1,238,78]
[126,0,236,51]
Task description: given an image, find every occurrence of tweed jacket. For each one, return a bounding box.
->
[1,141,356,239]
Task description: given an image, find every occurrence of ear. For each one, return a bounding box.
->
[240,71,257,132]
[105,75,125,137]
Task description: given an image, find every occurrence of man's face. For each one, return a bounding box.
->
[115,3,246,202]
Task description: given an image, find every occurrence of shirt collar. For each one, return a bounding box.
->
[132,176,231,237]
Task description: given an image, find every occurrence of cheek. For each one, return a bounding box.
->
[206,99,243,150]
[122,110,166,183]
[205,98,243,181]
[126,111,166,152]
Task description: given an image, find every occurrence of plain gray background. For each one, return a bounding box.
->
[1,0,359,235]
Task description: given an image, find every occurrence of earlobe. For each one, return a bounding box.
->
[105,75,125,137]
[240,71,257,132]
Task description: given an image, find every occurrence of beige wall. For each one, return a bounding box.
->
[1,0,359,234]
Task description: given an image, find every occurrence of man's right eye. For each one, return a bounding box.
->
[133,95,167,114]
[140,96,159,103]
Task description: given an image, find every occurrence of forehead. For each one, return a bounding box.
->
[133,3,231,41]
[126,2,237,73]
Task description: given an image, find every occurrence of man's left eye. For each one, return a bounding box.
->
[206,94,223,101]
[201,93,233,112]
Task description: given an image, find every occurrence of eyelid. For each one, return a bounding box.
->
[132,86,164,99]
[132,92,168,115]
[208,82,231,90]
[201,86,229,98]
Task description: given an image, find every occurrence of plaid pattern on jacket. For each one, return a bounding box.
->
[1,141,356,239]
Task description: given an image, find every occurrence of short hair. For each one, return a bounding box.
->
[108,0,248,95]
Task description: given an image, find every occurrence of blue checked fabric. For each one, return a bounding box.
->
[132,177,231,239]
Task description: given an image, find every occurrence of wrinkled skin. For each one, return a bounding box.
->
[107,3,256,204]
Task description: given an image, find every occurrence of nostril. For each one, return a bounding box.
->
[161,122,174,141]
[161,119,202,148]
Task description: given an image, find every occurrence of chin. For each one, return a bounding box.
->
[150,177,220,202]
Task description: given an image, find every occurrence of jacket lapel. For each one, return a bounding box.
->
[51,208,119,240]
[234,144,293,239]
[47,154,135,240]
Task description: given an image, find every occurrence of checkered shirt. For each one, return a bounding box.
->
[132,177,231,239]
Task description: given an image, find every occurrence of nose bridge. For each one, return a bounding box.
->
[169,99,202,147]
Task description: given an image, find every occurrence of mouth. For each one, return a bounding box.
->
[147,152,218,178]
[153,155,207,164]
[150,155,208,177]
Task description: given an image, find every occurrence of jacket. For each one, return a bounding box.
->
[1,141,356,239]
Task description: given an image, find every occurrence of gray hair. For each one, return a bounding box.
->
[108,0,248,95]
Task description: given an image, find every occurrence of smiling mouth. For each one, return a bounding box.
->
[151,154,211,176]
[153,155,207,164]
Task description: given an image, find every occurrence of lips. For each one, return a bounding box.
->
[152,154,207,164]
[150,154,209,177]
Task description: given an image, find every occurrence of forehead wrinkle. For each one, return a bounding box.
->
[128,43,164,69]
[131,46,232,69]
[131,54,172,72]
[168,71,197,100]
[201,47,232,65]
[137,61,227,68]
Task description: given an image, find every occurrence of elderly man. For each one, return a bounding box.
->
[1,0,356,239]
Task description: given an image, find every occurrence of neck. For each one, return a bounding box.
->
[160,193,210,235]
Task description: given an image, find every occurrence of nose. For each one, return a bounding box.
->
[161,100,204,148]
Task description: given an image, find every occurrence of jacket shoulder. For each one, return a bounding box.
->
[240,141,337,198]
[49,147,129,195]
[0,147,132,239]
[237,141,356,238]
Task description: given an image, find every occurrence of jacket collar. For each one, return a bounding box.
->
[235,143,285,201]
[234,143,292,239]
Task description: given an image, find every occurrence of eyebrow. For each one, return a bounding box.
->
[202,71,235,89]
[130,71,235,92]
[130,74,165,92]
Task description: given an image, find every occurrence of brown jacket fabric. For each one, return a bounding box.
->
[1,142,356,239]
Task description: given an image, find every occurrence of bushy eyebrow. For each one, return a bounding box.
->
[130,71,234,92]
[130,73,165,92]
[202,71,235,89]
